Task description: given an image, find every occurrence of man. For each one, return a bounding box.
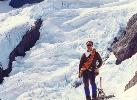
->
[79,41,103,100]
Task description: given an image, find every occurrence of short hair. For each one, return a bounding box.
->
[86,41,93,45]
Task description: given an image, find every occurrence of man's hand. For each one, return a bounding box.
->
[79,68,86,78]
[94,68,99,76]
[78,73,81,78]
[78,71,82,78]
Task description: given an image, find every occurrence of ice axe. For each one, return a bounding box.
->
[97,77,115,99]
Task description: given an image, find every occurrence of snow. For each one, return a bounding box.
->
[0,0,137,100]
[117,84,137,100]
[0,15,33,68]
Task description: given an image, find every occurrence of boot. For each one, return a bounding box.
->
[86,96,91,100]
[92,93,97,100]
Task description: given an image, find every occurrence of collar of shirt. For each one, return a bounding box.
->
[84,52,91,57]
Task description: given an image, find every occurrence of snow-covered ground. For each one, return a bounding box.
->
[0,0,137,100]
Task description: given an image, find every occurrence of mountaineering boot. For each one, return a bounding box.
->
[86,96,91,100]
[92,93,97,100]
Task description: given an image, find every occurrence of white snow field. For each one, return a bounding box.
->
[0,0,137,100]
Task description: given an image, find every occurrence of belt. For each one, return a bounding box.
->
[88,69,92,72]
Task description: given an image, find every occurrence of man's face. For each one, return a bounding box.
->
[86,43,93,50]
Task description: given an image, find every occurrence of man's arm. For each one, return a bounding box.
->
[96,52,103,68]
[79,54,85,73]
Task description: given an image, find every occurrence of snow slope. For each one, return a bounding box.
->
[0,0,137,100]
[117,84,137,100]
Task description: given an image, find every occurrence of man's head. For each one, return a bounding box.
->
[86,41,93,51]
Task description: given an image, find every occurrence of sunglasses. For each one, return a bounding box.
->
[87,44,92,46]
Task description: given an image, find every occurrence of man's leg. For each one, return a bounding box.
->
[83,72,91,100]
[90,72,97,99]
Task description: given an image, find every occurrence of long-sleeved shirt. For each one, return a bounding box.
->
[79,51,103,73]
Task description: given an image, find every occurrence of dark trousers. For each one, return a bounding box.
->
[83,70,97,99]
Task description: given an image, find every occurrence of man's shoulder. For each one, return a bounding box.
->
[82,53,86,56]
[81,52,88,58]
[95,51,100,56]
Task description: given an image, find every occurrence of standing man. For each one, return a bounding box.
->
[79,41,102,100]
